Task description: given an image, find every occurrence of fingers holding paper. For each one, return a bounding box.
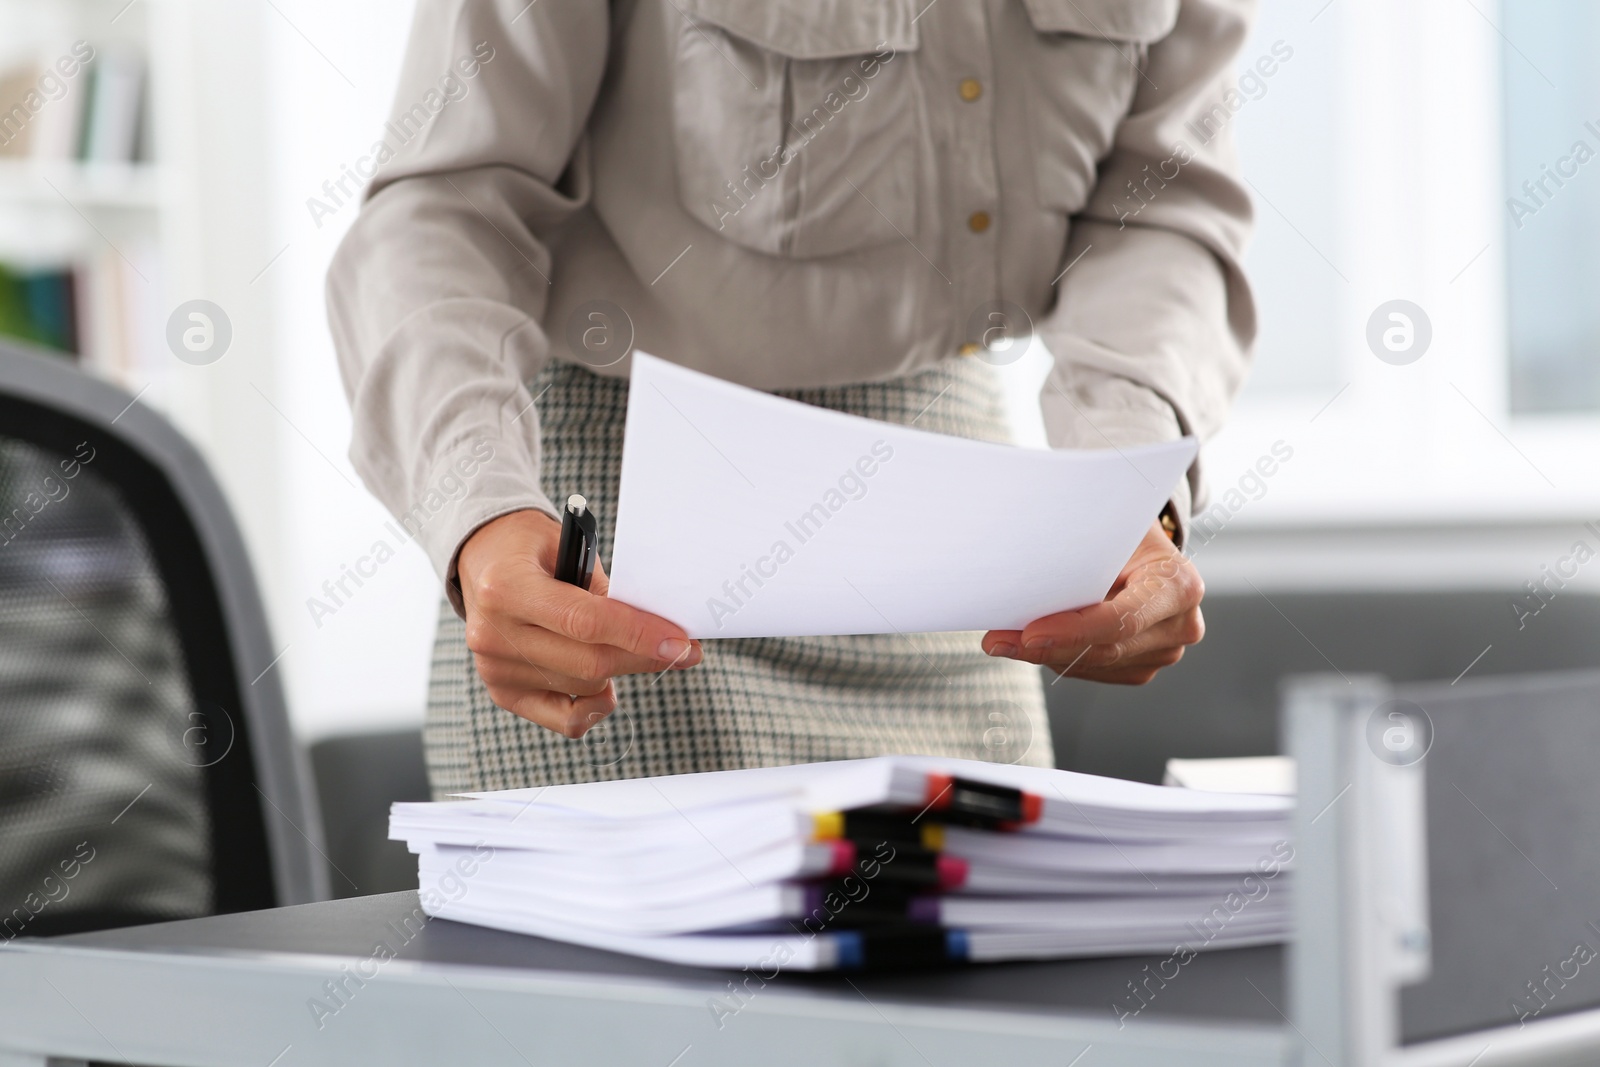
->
[982,520,1204,686]
[457,509,702,738]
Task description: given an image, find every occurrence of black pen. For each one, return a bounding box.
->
[555,494,598,591]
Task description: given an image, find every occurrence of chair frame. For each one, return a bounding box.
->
[0,340,328,914]
[1286,670,1600,1067]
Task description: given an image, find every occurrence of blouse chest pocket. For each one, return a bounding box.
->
[1021,0,1180,217]
[670,0,927,259]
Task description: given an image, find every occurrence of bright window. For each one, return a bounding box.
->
[1203,0,1600,527]
[1501,0,1600,414]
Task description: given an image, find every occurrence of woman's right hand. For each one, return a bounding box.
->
[456,509,701,738]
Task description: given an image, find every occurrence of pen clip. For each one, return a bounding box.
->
[557,493,599,591]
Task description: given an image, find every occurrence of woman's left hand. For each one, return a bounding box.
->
[981,519,1205,685]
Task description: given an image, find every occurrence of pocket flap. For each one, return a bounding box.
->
[679,0,919,60]
[1020,0,1179,43]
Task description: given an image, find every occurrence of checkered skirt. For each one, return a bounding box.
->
[424,359,1053,796]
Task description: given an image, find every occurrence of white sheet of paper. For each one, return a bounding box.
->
[608,353,1197,638]
[1164,756,1297,796]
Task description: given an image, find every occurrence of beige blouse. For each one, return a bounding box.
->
[327,0,1257,599]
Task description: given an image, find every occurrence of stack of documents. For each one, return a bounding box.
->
[391,757,1294,971]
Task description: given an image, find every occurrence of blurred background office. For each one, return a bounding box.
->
[0,0,1596,761]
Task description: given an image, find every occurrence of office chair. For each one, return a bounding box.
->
[0,341,328,938]
[1048,587,1600,782]
[310,729,429,898]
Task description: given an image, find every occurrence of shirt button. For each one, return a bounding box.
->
[968,211,991,233]
[958,342,982,357]
[959,78,982,102]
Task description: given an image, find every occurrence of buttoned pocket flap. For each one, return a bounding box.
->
[1020,0,1179,43]
[679,0,919,60]
[672,0,928,258]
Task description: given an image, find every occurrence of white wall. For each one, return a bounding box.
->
[259,0,436,742]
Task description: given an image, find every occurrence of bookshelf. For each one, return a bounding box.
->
[0,159,166,209]
[0,0,287,628]
[1,0,153,365]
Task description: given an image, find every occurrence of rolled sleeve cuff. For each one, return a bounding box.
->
[1038,364,1196,549]
[406,434,559,617]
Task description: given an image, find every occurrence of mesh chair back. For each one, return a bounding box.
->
[0,343,326,938]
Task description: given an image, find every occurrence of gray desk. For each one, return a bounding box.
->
[0,891,1288,1067]
[13,673,1600,1066]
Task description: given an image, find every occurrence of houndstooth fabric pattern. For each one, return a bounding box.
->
[425,358,1054,796]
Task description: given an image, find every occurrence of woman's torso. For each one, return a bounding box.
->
[542,0,1176,389]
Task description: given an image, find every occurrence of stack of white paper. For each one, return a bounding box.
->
[391,757,1294,971]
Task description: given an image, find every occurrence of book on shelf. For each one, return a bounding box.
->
[82,50,144,164]
[0,42,144,165]
[0,244,160,389]
[0,264,76,353]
